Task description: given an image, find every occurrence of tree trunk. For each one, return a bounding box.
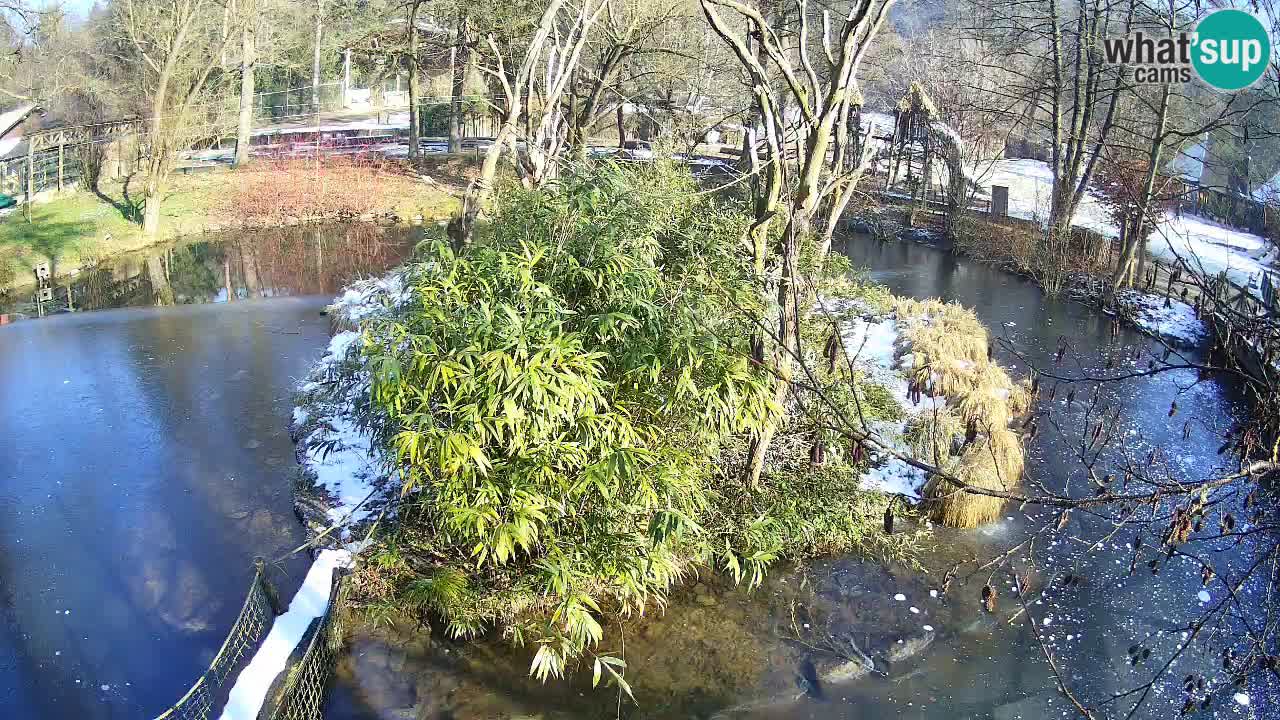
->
[142,58,175,237]
[1108,83,1171,300]
[616,104,625,147]
[234,17,256,167]
[448,12,468,154]
[145,254,174,306]
[142,169,165,236]
[407,0,421,162]
[311,0,324,111]
[447,122,514,249]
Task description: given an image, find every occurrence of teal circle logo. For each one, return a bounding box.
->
[1192,10,1271,91]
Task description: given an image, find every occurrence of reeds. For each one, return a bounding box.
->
[895,298,1028,528]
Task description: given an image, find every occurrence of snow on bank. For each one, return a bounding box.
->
[1070,278,1209,349]
[1146,215,1278,293]
[328,274,412,326]
[826,300,943,498]
[216,549,352,720]
[974,158,1277,296]
[1111,290,1207,348]
[215,274,416,720]
[297,331,380,525]
[293,271,414,531]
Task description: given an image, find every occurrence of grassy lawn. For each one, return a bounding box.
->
[0,164,461,292]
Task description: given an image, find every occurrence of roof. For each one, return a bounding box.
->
[0,104,39,159]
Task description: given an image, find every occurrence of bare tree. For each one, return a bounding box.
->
[117,0,234,235]
[962,0,1133,292]
[701,0,894,486]
[446,0,607,248]
[448,10,470,153]
[406,0,425,161]
[234,0,257,166]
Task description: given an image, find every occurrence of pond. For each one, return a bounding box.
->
[0,224,419,719]
[322,235,1272,720]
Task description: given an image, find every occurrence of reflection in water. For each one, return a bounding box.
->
[0,284,339,717]
[4,223,421,317]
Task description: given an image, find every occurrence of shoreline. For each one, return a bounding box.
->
[0,163,462,296]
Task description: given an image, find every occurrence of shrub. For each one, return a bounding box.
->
[351,162,922,686]
[221,156,422,224]
[359,162,776,682]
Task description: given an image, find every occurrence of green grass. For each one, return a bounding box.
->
[0,175,224,288]
[0,168,459,291]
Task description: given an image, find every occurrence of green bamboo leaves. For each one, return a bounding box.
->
[362,162,771,685]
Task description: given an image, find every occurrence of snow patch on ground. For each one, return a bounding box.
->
[293,271,413,533]
[216,549,352,720]
[1112,290,1207,348]
[974,158,1278,297]
[1146,215,1278,293]
[1070,278,1209,348]
[825,301,944,499]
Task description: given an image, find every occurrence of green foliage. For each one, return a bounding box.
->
[353,161,924,688]
[362,161,775,679]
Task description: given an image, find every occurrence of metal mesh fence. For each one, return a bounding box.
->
[0,145,93,199]
[267,571,350,720]
[154,566,279,720]
[254,83,346,123]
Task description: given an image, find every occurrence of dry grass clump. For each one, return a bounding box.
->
[957,386,1013,431]
[922,445,1009,528]
[905,408,965,465]
[894,298,1029,528]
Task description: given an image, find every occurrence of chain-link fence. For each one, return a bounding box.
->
[151,560,351,720]
[254,83,346,124]
[153,562,282,720]
[267,571,351,720]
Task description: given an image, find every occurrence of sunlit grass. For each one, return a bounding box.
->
[0,166,458,291]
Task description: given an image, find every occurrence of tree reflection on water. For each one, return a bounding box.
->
[9,223,421,315]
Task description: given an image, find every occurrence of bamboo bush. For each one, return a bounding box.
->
[349,162,918,687]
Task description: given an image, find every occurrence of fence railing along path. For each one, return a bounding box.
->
[153,558,349,720]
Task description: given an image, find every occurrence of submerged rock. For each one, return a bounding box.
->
[885,629,936,663]
[816,655,875,685]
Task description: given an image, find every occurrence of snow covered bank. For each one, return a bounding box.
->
[831,307,939,498]
[217,549,352,720]
[292,272,413,538]
[1110,290,1207,348]
[1068,278,1209,349]
[824,294,1028,528]
[1146,215,1278,293]
[972,158,1277,297]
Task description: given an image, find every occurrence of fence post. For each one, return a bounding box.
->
[24,142,34,220]
[57,142,65,192]
[255,557,286,616]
